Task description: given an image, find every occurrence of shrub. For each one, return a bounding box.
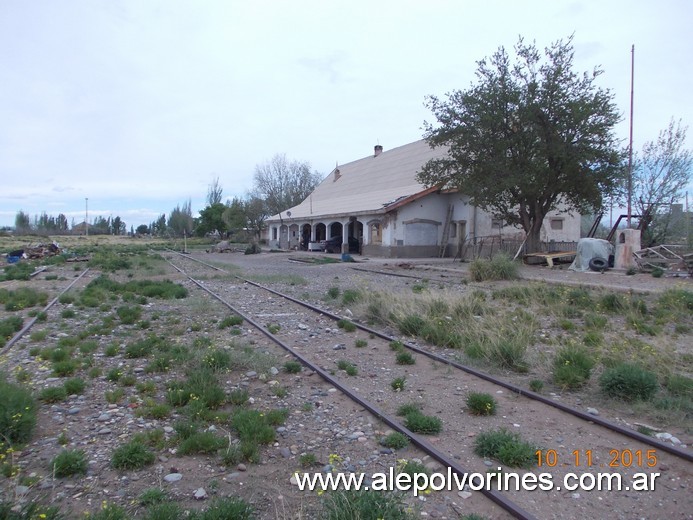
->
[395,351,415,365]
[178,431,227,455]
[51,449,87,477]
[337,360,357,376]
[354,339,368,348]
[474,429,537,468]
[63,377,86,395]
[342,289,361,305]
[651,267,664,278]
[219,315,244,329]
[327,287,340,299]
[299,453,317,467]
[600,363,658,401]
[228,388,249,406]
[487,336,528,372]
[469,254,519,282]
[141,502,182,520]
[466,392,496,416]
[87,502,128,520]
[284,360,302,373]
[381,432,409,450]
[322,489,410,520]
[389,340,404,351]
[600,293,624,312]
[106,368,123,382]
[397,315,426,336]
[0,316,24,348]
[232,409,276,445]
[111,441,155,469]
[0,377,37,444]
[404,412,442,434]
[61,309,76,319]
[105,389,124,404]
[39,386,68,403]
[391,376,406,391]
[529,379,544,392]
[665,374,693,397]
[267,323,281,334]
[337,319,356,332]
[203,349,232,371]
[116,305,142,325]
[139,488,168,506]
[396,403,421,417]
[553,346,595,389]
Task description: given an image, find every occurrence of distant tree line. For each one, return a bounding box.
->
[132,153,322,241]
[13,211,127,236]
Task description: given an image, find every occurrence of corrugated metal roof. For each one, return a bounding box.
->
[268,140,448,221]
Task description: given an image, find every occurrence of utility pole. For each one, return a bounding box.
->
[627,44,635,228]
[85,198,89,237]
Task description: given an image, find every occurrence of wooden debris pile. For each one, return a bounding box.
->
[633,245,693,276]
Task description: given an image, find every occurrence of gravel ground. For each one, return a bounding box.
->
[0,251,690,520]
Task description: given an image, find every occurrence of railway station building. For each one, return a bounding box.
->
[264,140,580,258]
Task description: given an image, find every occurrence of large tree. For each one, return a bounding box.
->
[417,36,623,253]
[252,154,322,216]
[632,118,692,246]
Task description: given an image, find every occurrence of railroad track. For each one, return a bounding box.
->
[163,251,692,520]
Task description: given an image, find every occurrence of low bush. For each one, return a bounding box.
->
[397,315,426,336]
[380,432,409,450]
[466,392,497,416]
[342,289,361,305]
[177,431,227,455]
[0,316,23,348]
[599,363,658,401]
[469,254,519,282]
[337,319,356,332]
[0,377,37,444]
[474,428,537,468]
[39,386,68,403]
[51,449,87,477]
[395,351,415,365]
[219,315,244,329]
[284,360,302,373]
[322,489,410,520]
[116,305,142,325]
[404,412,442,435]
[390,376,406,391]
[111,441,156,470]
[63,377,86,395]
[553,346,595,389]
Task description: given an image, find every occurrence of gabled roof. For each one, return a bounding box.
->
[268,139,448,221]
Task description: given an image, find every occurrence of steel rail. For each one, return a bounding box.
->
[165,257,538,520]
[166,252,693,463]
[2,268,90,352]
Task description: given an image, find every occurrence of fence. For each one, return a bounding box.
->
[456,236,577,260]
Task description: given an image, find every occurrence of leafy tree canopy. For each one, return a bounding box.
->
[417,35,624,252]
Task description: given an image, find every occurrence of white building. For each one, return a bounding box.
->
[265,140,580,258]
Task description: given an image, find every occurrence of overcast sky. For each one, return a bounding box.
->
[1,0,691,230]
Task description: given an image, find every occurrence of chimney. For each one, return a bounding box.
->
[374,144,383,157]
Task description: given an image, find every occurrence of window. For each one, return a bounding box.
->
[550,219,564,230]
[272,228,278,240]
